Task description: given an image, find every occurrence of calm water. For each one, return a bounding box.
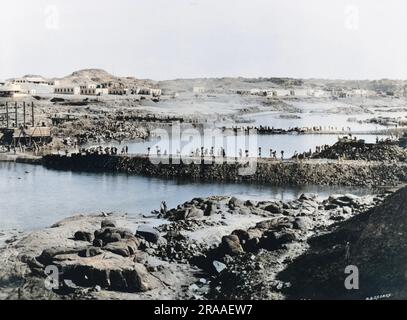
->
[241,101,407,131]
[0,162,373,232]
[242,111,386,131]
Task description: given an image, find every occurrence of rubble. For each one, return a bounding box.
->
[312,139,407,162]
[279,185,407,299]
[0,190,396,299]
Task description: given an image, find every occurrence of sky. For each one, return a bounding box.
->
[0,0,407,80]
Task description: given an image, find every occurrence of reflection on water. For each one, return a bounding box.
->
[0,162,373,232]
[243,111,385,131]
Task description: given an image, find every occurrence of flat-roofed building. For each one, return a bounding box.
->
[108,88,130,95]
[80,84,108,95]
[0,84,27,98]
[193,86,206,94]
[54,86,80,95]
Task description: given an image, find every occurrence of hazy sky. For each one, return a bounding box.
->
[1,0,406,80]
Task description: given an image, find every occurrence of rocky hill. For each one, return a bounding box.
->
[56,69,156,88]
[279,185,407,300]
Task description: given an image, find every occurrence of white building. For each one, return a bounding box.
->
[79,84,108,95]
[0,84,27,98]
[151,88,162,97]
[55,86,81,95]
[109,88,130,95]
[81,87,108,95]
[193,86,206,94]
[10,77,50,86]
[351,89,372,97]
[273,89,294,97]
[307,89,329,97]
[293,89,309,97]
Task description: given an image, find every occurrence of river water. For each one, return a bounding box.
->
[0,162,374,233]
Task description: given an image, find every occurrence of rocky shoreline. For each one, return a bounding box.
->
[0,189,394,300]
[42,154,407,187]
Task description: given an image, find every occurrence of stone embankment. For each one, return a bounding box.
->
[42,154,407,187]
[0,153,42,164]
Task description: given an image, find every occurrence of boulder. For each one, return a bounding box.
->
[74,231,93,242]
[293,217,313,231]
[79,247,103,258]
[164,230,186,241]
[136,226,160,243]
[204,201,218,216]
[94,228,124,244]
[263,203,282,214]
[231,229,250,243]
[213,260,227,273]
[220,235,244,256]
[101,219,116,228]
[104,233,122,244]
[93,239,104,248]
[228,197,244,209]
[59,254,161,292]
[185,207,204,220]
[260,230,298,251]
[103,239,139,257]
[299,194,318,201]
[37,247,83,265]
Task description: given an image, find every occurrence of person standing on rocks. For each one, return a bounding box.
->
[160,201,167,215]
[281,150,284,161]
[345,242,351,264]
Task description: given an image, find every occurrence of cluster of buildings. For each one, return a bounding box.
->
[0,76,57,97]
[235,87,403,99]
[0,76,162,99]
[53,83,161,97]
[236,88,329,98]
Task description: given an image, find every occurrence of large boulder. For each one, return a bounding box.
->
[101,219,116,228]
[103,239,139,257]
[293,217,313,231]
[78,247,103,258]
[136,225,160,243]
[94,227,135,245]
[260,230,298,251]
[56,253,161,292]
[219,235,244,256]
[263,203,282,214]
[74,231,94,243]
[185,207,204,220]
[228,197,244,209]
